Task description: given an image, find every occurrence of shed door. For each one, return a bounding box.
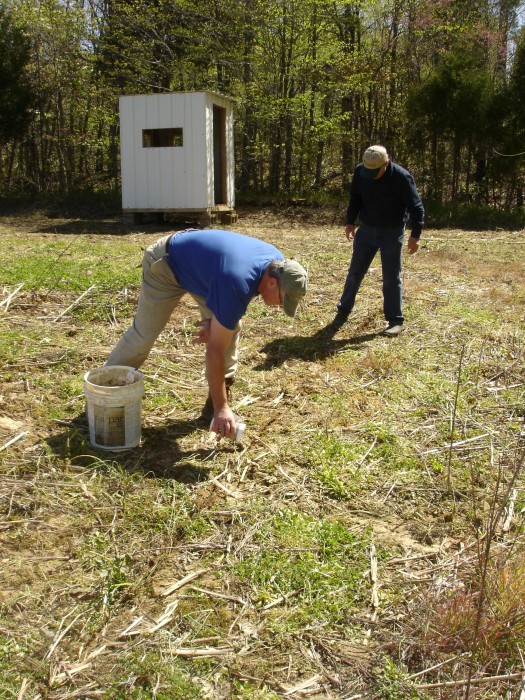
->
[213,105,227,205]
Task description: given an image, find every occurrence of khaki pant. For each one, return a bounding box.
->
[106,235,241,379]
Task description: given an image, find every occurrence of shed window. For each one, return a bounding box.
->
[143,128,183,148]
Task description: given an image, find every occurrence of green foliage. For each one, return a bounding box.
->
[81,530,134,609]
[408,42,493,142]
[232,683,281,700]
[508,26,525,124]
[0,633,29,677]
[99,650,202,699]
[374,658,429,700]
[0,2,33,143]
[0,0,523,208]
[425,199,525,230]
[234,509,369,624]
[498,25,525,158]
[306,427,419,499]
[306,432,362,499]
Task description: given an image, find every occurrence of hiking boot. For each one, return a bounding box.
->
[199,377,234,420]
[383,323,404,337]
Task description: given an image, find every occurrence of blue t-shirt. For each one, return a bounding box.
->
[166,229,284,330]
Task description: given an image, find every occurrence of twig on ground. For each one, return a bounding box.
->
[160,568,209,597]
[51,284,97,322]
[44,610,83,660]
[502,487,518,532]
[416,671,525,689]
[0,432,27,452]
[421,433,490,455]
[0,283,24,310]
[209,475,238,497]
[189,586,247,605]
[407,652,469,679]
[166,646,232,657]
[369,543,379,617]
[279,674,323,696]
[262,590,301,610]
[447,344,466,492]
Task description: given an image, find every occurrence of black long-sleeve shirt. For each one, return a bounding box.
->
[346,161,425,238]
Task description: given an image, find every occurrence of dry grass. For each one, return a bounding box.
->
[1,208,524,699]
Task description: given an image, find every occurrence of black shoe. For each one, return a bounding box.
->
[199,377,234,421]
[200,395,214,421]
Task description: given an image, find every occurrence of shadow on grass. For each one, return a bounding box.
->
[36,218,197,236]
[254,325,380,370]
[45,414,236,483]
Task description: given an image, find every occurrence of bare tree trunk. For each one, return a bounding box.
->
[340,3,361,188]
[239,0,256,193]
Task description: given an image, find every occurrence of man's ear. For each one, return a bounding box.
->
[267,275,279,289]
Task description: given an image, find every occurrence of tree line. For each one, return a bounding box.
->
[1,0,524,212]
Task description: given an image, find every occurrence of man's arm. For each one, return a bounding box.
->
[400,171,424,254]
[199,316,237,437]
[345,167,362,239]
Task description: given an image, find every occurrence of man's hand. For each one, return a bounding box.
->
[345,224,356,241]
[211,406,237,439]
[193,318,211,344]
[408,236,420,254]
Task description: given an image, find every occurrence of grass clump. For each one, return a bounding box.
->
[232,683,281,699]
[420,547,525,667]
[98,650,203,699]
[80,530,135,610]
[305,426,421,501]
[234,508,370,626]
[306,431,363,499]
[373,658,431,700]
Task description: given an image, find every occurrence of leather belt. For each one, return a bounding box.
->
[165,232,176,254]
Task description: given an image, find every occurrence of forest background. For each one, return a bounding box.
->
[1,0,525,229]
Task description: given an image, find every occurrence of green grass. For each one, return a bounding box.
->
[98,650,203,699]
[305,432,363,498]
[232,684,281,699]
[1,236,141,291]
[1,216,524,698]
[234,508,372,627]
[373,658,432,699]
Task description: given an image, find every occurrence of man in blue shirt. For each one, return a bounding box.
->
[106,229,308,438]
[330,145,424,336]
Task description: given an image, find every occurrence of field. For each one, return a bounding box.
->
[1,208,524,700]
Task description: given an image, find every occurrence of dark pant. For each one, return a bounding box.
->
[337,224,405,324]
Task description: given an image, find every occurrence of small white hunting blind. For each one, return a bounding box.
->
[119,91,237,226]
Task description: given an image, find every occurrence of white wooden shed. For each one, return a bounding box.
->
[119,91,237,226]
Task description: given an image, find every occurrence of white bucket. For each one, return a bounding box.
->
[84,366,144,451]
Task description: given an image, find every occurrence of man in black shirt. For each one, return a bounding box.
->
[331,145,424,336]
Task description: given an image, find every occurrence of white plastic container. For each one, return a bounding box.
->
[84,366,144,451]
[210,413,246,444]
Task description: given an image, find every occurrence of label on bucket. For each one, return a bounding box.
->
[94,405,125,446]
